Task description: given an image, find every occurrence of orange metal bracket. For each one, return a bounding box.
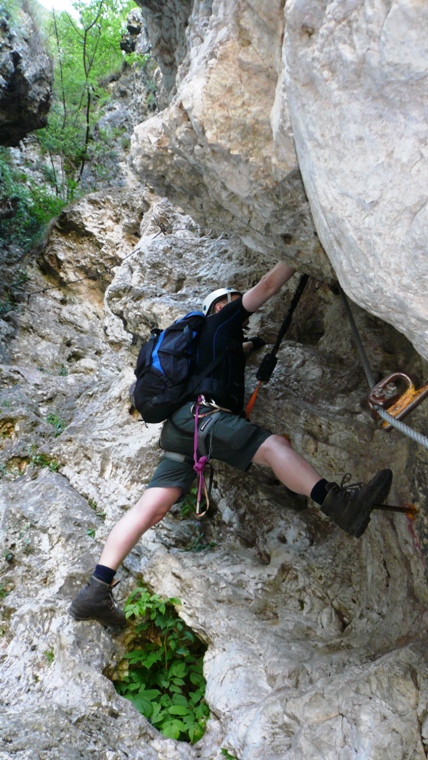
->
[373,502,417,518]
[368,372,428,431]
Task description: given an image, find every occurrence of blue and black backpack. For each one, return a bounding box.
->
[132,311,228,424]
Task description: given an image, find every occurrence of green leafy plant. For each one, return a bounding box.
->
[178,490,216,552]
[180,487,207,519]
[28,446,60,472]
[0,584,10,599]
[45,649,55,664]
[0,293,15,316]
[46,413,66,436]
[11,268,30,287]
[221,751,237,759]
[146,91,157,110]
[0,147,67,252]
[113,584,209,744]
[88,498,106,520]
[184,525,216,554]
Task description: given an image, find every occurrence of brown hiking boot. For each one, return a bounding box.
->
[68,576,126,629]
[321,468,392,538]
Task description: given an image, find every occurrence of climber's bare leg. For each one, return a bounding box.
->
[252,434,321,496]
[98,486,181,570]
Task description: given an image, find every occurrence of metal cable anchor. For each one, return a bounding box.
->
[367,372,428,431]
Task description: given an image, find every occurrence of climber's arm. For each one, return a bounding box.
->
[242,262,295,313]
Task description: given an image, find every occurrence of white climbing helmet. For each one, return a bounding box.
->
[202,287,242,316]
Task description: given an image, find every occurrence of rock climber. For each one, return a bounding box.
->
[69,261,392,629]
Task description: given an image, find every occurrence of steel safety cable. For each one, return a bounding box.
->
[375,407,428,448]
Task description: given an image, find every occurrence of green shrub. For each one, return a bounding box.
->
[113,584,209,744]
[0,147,66,252]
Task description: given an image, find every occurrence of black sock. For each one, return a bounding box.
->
[93,564,116,585]
[310,479,329,506]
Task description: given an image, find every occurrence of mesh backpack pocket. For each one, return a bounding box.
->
[133,312,206,423]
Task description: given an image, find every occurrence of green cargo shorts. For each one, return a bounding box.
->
[146,401,272,495]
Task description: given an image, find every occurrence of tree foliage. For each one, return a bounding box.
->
[1,0,149,256]
[38,0,139,198]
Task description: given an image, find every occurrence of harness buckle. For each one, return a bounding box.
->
[368,372,428,431]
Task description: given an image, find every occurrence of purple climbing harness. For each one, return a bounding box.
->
[192,395,231,517]
[193,396,210,518]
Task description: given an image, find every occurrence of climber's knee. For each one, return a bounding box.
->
[252,434,291,467]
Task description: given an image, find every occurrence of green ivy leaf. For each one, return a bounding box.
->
[149,703,163,725]
[190,671,205,687]
[129,695,152,718]
[169,662,187,678]
[189,721,205,744]
[161,719,186,740]
[172,694,188,706]
[169,684,184,694]
[126,682,143,693]
[168,704,191,716]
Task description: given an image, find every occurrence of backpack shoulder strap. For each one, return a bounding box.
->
[185,345,231,397]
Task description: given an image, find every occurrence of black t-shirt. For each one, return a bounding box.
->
[192,296,253,413]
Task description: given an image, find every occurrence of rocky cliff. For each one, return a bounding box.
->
[131,0,428,361]
[0,1,52,147]
[1,2,428,760]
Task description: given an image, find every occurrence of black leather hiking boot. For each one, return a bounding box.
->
[321,468,393,538]
[68,576,126,629]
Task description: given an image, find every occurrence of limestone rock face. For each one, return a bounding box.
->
[0,3,52,146]
[283,0,428,361]
[1,192,428,759]
[131,0,428,360]
[134,0,193,94]
[130,0,329,280]
[39,188,149,303]
[2,1,428,757]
